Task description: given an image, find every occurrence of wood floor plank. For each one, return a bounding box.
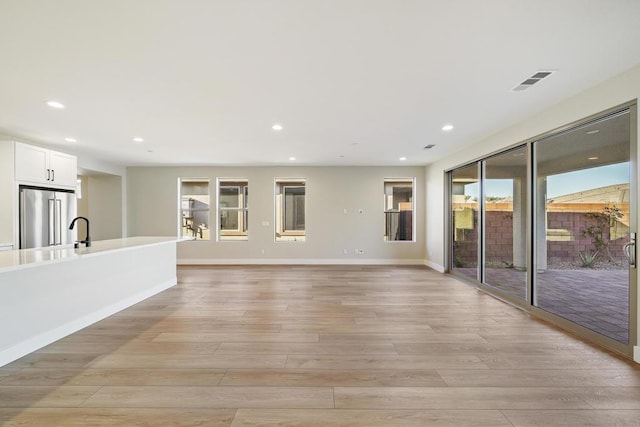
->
[153,332,319,343]
[4,353,102,369]
[438,369,640,387]
[220,369,446,387]
[394,342,605,357]
[81,386,334,409]
[502,409,640,426]
[286,355,488,370]
[88,354,287,369]
[0,386,101,407]
[319,333,489,343]
[568,387,640,409]
[478,354,631,369]
[231,408,512,426]
[0,368,226,386]
[215,342,398,355]
[0,408,235,426]
[334,387,592,410]
[38,341,221,355]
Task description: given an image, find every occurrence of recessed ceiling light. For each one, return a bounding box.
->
[288,156,296,161]
[64,137,77,143]
[45,100,65,109]
[272,124,283,131]
[442,124,454,131]
[586,129,600,135]
[588,156,599,160]
[399,156,407,161]
[132,137,144,143]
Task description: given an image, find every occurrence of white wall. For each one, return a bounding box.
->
[76,176,90,239]
[73,153,128,239]
[424,63,640,360]
[78,174,123,241]
[127,166,425,264]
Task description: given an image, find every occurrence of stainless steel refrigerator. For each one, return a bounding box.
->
[19,186,77,249]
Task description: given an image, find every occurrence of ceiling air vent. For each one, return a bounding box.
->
[424,144,436,150]
[512,70,556,91]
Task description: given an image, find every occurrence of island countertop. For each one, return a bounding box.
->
[0,236,182,367]
[0,236,188,273]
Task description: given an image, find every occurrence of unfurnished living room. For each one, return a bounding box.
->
[1,1,640,426]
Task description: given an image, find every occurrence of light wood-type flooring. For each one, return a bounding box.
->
[1,265,640,426]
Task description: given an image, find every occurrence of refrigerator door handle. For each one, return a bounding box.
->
[55,199,62,245]
[48,199,55,245]
[20,191,26,248]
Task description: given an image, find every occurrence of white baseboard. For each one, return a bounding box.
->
[178,258,427,266]
[424,259,445,273]
[0,278,176,368]
[634,346,640,364]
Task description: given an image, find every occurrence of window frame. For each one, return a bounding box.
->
[383,177,416,243]
[275,178,306,242]
[217,178,249,242]
[178,178,211,241]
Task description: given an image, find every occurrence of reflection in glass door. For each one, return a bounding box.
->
[534,110,632,344]
[483,146,528,300]
[451,164,480,281]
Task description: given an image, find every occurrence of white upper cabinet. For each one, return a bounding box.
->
[48,150,77,187]
[14,142,77,188]
[14,143,48,183]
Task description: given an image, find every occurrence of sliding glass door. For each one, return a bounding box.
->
[451,164,480,281]
[483,146,528,300]
[448,105,636,352]
[534,110,632,344]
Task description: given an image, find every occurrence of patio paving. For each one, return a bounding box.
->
[454,267,629,344]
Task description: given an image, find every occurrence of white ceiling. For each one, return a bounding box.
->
[0,0,639,167]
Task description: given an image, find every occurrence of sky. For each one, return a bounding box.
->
[463,162,629,199]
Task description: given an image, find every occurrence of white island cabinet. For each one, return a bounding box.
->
[0,236,181,367]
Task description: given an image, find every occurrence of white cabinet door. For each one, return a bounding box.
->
[15,143,49,183]
[14,143,77,188]
[49,150,77,187]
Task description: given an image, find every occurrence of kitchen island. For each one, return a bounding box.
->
[0,237,183,367]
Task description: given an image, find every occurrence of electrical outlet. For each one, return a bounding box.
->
[343,249,348,255]
[261,249,265,255]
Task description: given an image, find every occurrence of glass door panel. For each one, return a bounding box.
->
[483,146,528,300]
[451,163,480,280]
[534,110,631,344]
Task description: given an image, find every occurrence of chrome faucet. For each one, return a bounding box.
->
[69,217,91,248]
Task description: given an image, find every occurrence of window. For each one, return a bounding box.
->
[218,179,248,241]
[179,178,210,240]
[384,178,414,241]
[275,179,306,242]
